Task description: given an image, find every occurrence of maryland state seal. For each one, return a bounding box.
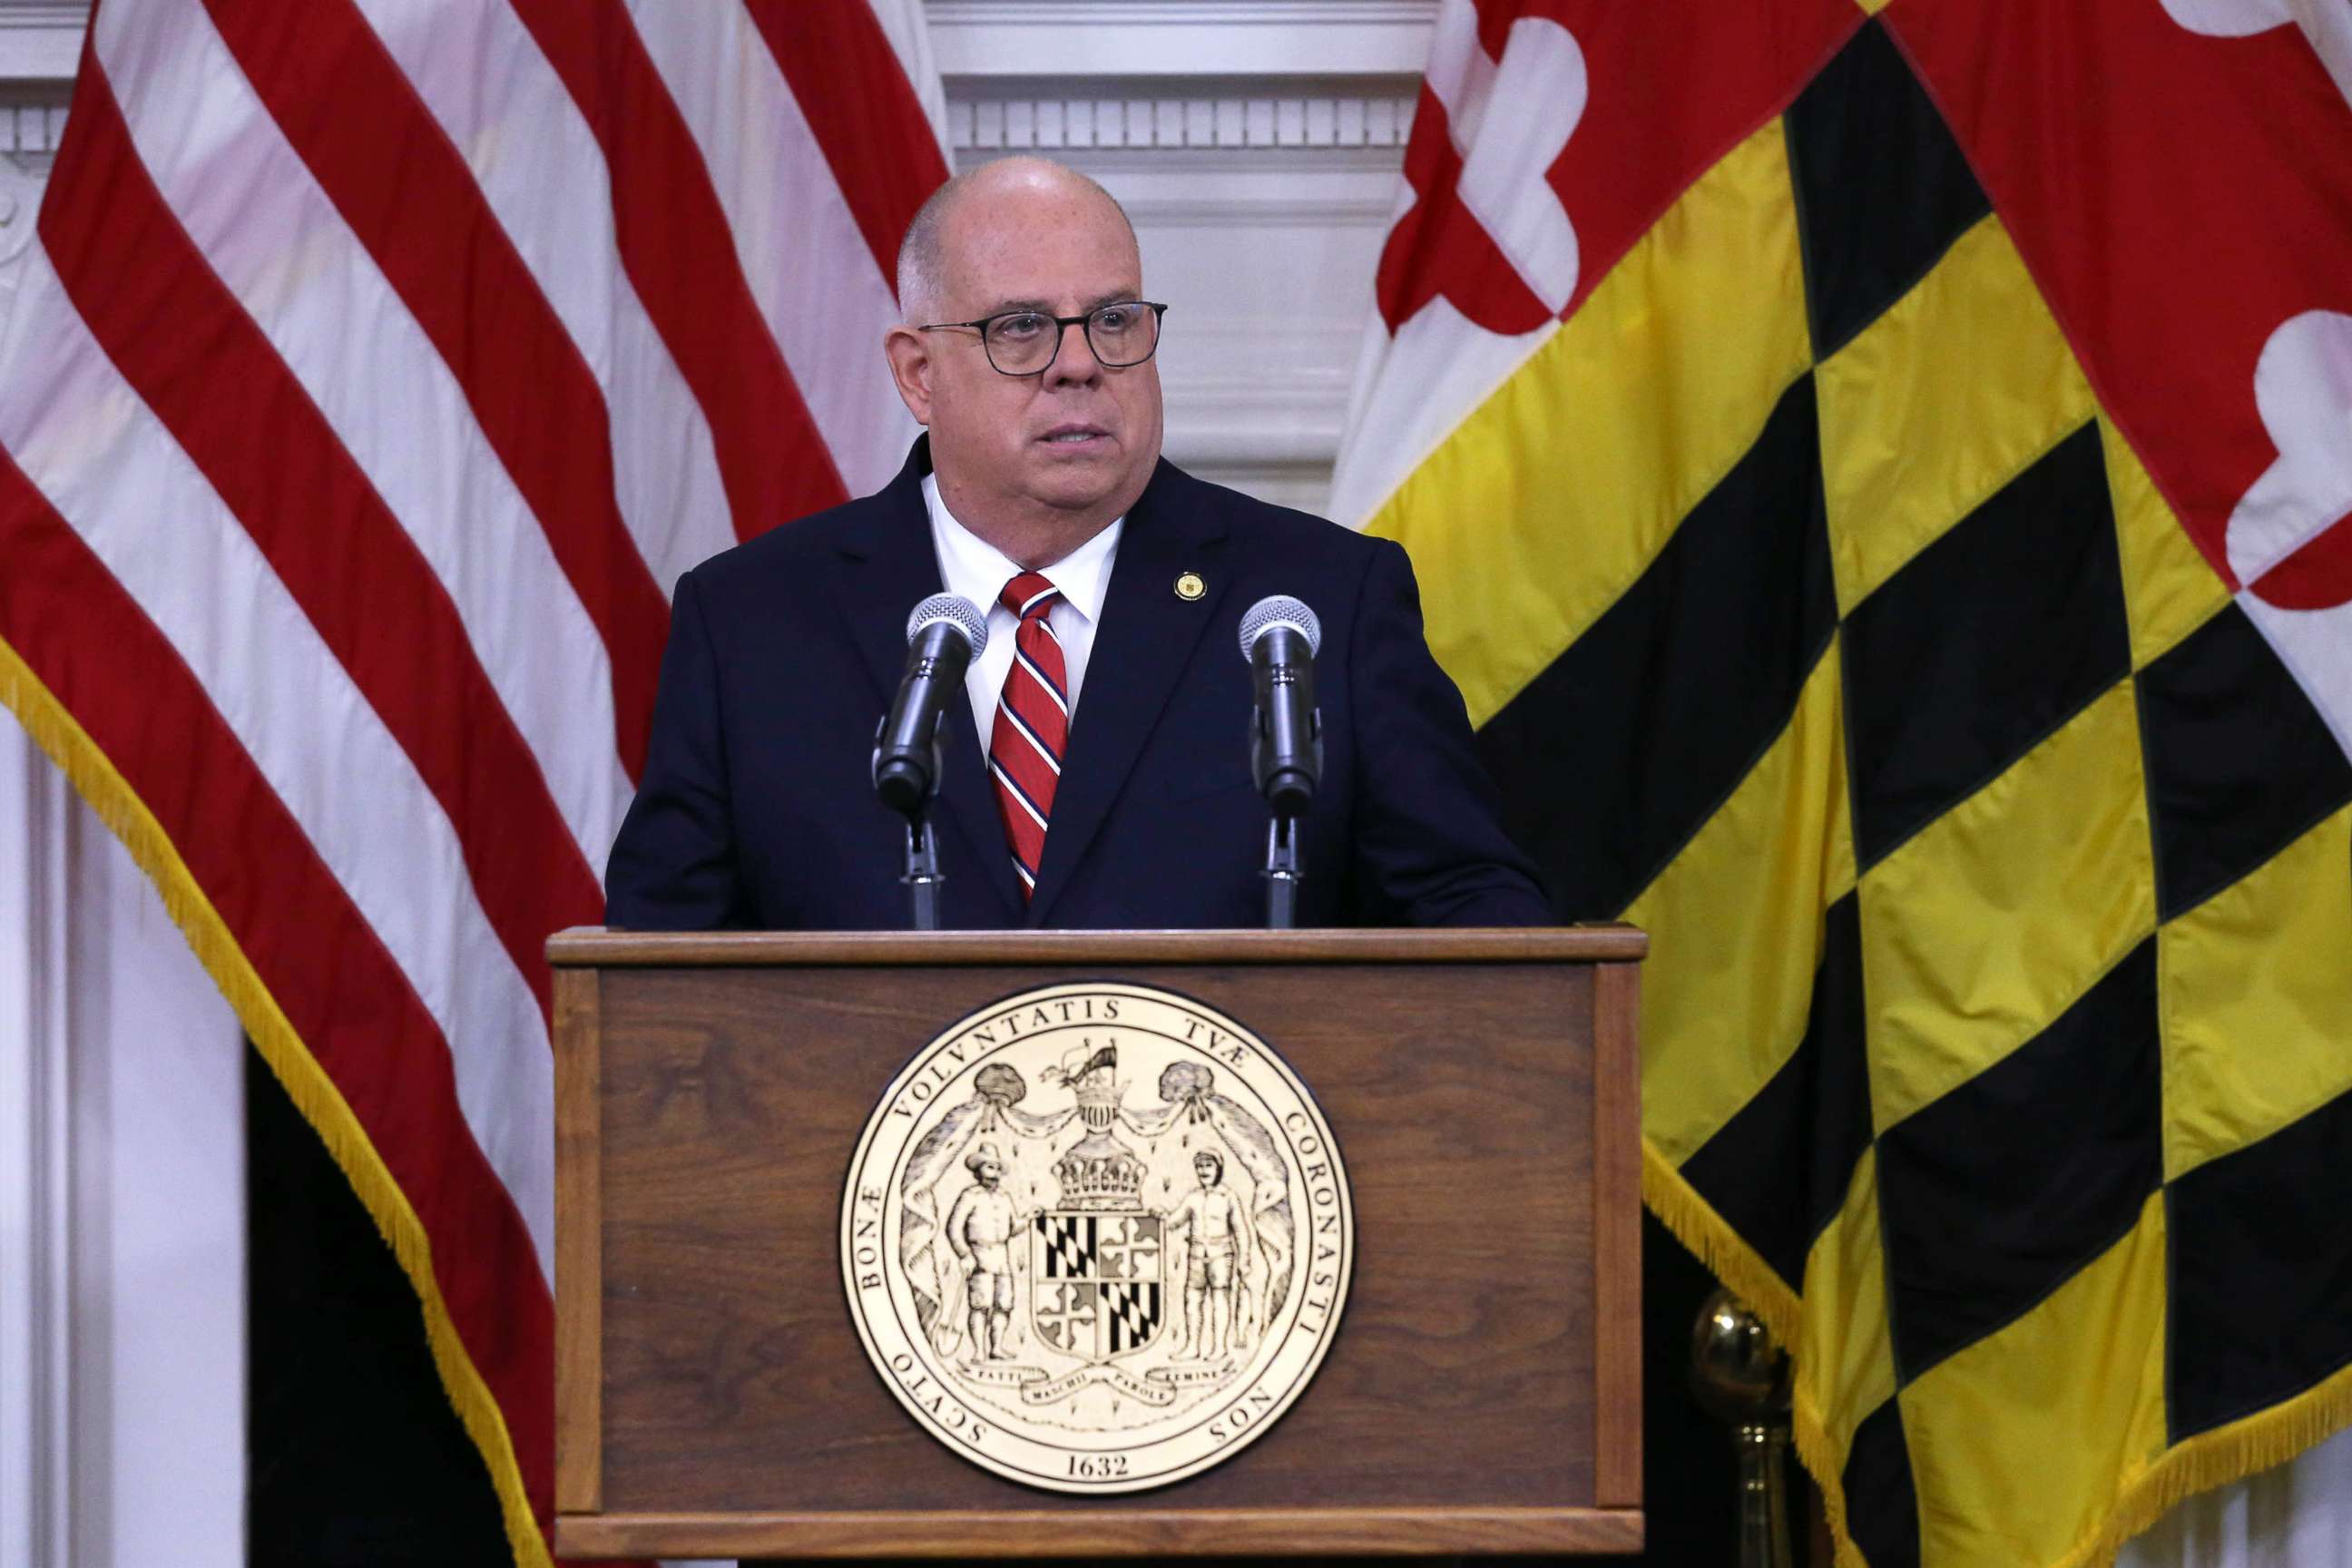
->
[840,982,1354,1493]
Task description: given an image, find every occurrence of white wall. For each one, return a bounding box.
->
[0,720,248,1568]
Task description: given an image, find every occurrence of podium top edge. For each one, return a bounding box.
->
[545,925,1647,967]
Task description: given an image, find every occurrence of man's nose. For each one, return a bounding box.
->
[1042,318,1101,385]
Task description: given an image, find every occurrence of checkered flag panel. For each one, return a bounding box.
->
[1349,7,2352,1565]
[1103,1282,1162,1354]
[1035,1213,1098,1279]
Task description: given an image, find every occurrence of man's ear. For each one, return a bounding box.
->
[884,324,935,425]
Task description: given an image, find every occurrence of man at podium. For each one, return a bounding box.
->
[605,156,1546,932]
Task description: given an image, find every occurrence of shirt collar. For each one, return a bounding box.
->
[923,473,1122,624]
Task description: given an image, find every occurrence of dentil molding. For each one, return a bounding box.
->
[0,2,80,83]
[929,0,1434,77]
[0,103,64,162]
[949,86,1416,153]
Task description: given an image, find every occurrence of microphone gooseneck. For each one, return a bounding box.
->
[873,593,988,818]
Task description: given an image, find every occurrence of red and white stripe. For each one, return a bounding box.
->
[989,573,1070,897]
[1331,0,1586,529]
[0,0,949,1556]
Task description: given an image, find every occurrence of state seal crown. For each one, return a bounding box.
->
[1051,1042,1145,1211]
[1054,1131,1146,1211]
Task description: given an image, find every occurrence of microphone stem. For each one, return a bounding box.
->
[1263,815,1302,930]
[903,816,944,932]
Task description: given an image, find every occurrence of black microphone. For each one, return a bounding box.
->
[873,593,988,818]
[1239,595,1323,818]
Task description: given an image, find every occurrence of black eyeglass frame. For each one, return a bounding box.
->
[916,300,1170,377]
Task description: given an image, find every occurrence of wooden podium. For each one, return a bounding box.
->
[547,926,1644,1559]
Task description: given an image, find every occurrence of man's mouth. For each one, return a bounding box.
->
[1040,424,1110,446]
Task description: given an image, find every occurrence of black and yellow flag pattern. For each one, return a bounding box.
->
[1360,15,2352,1567]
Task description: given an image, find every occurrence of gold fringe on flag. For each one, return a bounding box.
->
[1647,1128,2352,1568]
[1643,1141,1802,1341]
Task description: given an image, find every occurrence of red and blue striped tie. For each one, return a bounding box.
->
[989,572,1068,899]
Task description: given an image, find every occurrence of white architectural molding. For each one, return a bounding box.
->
[0,712,249,1568]
[1121,187,1394,223]
[0,153,43,336]
[0,100,66,159]
[0,2,82,83]
[0,720,73,1568]
[929,0,1433,77]
[949,86,1416,152]
[0,0,74,158]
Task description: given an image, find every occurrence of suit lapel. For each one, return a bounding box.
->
[1027,464,1232,924]
[834,442,1024,923]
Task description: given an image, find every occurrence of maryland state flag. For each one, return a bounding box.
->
[1336,3,2352,1564]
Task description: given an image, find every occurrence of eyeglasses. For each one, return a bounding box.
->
[916,300,1168,377]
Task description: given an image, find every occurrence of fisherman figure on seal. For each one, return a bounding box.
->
[945,1142,1019,1360]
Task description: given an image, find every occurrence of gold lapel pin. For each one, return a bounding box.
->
[1174,572,1205,601]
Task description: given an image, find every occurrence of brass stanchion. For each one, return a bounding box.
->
[1690,1287,1795,1568]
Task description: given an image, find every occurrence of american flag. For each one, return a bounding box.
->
[0,1,949,1560]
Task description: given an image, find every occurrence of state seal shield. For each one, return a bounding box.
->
[1032,1214,1164,1359]
[840,983,1355,1493]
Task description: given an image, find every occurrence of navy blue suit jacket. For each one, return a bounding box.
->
[604,441,1547,930]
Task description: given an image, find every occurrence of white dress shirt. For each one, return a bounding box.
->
[924,473,1124,747]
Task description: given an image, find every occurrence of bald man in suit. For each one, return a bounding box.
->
[606,157,1545,931]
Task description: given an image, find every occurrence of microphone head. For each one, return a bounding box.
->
[906,593,988,657]
[1239,595,1321,660]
